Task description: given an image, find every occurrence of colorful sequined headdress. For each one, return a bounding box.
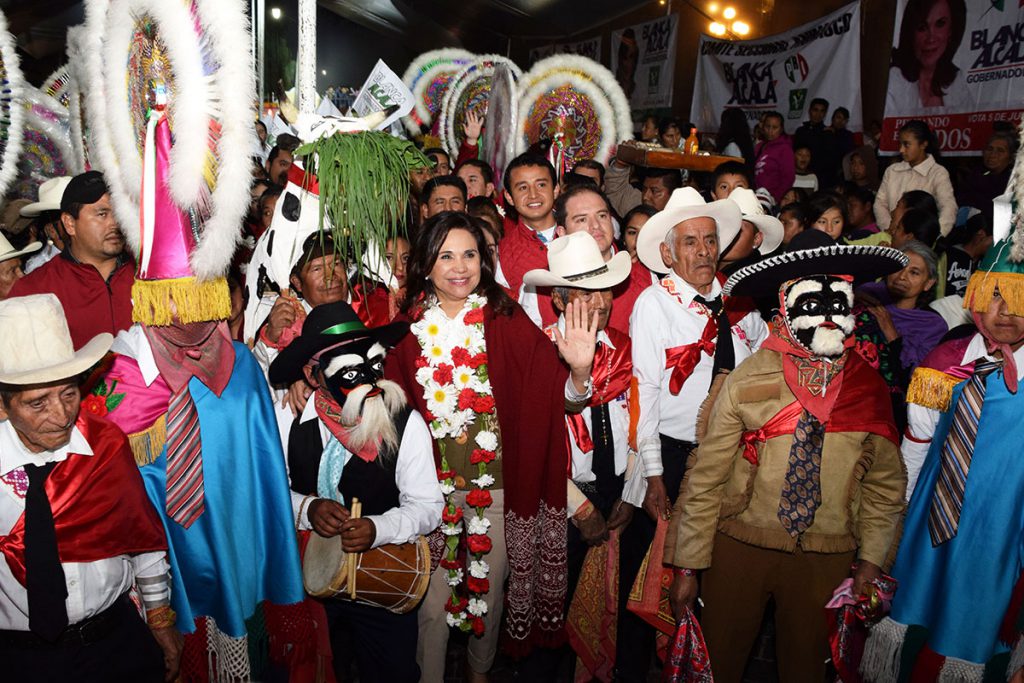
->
[84,0,254,297]
[14,86,75,199]
[401,48,474,136]
[516,54,632,180]
[438,55,522,158]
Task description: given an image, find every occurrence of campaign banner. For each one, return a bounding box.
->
[881,0,1024,155]
[611,14,678,110]
[691,2,862,134]
[529,37,602,64]
[348,59,414,131]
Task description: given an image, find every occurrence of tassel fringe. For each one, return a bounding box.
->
[906,367,959,411]
[861,617,907,683]
[964,270,1024,317]
[128,414,167,466]
[937,656,984,682]
[132,276,232,326]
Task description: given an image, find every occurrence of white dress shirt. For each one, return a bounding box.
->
[0,421,168,631]
[24,242,60,274]
[288,398,444,549]
[630,272,768,478]
[902,334,1024,501]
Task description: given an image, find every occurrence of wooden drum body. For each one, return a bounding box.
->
[302,533,431,614]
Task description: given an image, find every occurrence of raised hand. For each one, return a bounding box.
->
[463,107,485,145]
[553,299,599,392]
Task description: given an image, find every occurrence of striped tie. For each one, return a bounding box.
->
[927,359,1001,546]
[165,386,205,528]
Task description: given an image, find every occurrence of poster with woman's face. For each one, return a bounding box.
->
[881,0,1023,155]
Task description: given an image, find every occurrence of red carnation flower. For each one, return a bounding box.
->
[464,308,485,324]
[470,616,485,636]
[433,363,454,385]
[445,596,468,614]
[437,469,455,482]
[452,347,472,366]
[439,558,461,570]
[856,340,880,368]
[442,506,464,524]
[415,355,429,369]
[469,353,488,369]
[467,534,493,554]
[457,388,476,410]
[469,448,496,465]
[467,576,490,594]
[466,489,493,509]
[81,394,108,417]
[472,395,495,413]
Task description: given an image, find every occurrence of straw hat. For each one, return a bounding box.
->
[635,187,742,273]
[0,294,112,385]
[523,232,632,290]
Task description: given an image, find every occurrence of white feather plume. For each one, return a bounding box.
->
[0,8,25,200]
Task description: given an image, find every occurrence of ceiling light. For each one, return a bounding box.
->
[723,6,737,19]
[321,69,327,75]
[708,2,719,12]
[270,7,282,20]
[732,21,750,35]
[709,22,727,35]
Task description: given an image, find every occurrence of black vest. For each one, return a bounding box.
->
[288,407,413,516]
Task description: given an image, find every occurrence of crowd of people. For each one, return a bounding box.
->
[0,88,1022,683]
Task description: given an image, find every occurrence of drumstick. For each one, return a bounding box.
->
[348,499,362,599]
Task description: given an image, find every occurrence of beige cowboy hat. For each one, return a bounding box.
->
[523,231,632,290]
[636,187,742,273]
[20,176,73,218]
[0,294,112,385]
[728,187,783,255]
[0,231,41,264]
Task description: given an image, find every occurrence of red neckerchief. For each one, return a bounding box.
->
[973,310,1019,394]
[144,321,234,397]
[0,412,167,585]
[313,389,379,462]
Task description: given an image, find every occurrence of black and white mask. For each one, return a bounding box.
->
[782,276,854,358]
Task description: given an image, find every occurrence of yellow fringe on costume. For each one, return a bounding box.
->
[132,276,231,326]
[128,414,167,466]
[906,367,960,412]
[963,270,1024,317]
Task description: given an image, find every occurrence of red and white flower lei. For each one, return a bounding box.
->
[411,293,497,635]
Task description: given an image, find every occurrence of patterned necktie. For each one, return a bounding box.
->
[165,386,205,528]
[778,409,825,537]
[928,359,1002,546]
[24,461,68,640]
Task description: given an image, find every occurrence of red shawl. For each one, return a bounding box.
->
[0,411,167,585]
[386,303,569,654]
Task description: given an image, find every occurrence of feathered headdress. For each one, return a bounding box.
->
[0,9,24,199]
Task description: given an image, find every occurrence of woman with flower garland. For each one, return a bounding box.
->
[386,211,597,682]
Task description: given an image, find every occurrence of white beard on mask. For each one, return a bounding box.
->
[784,278,855,358]
[338,379,408,457]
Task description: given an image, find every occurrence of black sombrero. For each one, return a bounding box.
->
[268,301,409,385]
[723,230,908,297]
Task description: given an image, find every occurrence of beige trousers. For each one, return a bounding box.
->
[417,488,509,682]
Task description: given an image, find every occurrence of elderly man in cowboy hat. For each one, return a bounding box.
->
[0,231,41,300]
[618,187,769,682]
[0,293,177,682]
[667,230,908,682]
[268,300,442,682]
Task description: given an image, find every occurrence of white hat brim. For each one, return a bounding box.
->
[0,241,42,263]
[636,199,742,273]
[19,202,58,218]
[523,250,633,290]
[742,214,784,255]
[0,332,112,385]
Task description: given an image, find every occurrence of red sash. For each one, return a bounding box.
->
[664,307,749,396]
[0,412,167,585]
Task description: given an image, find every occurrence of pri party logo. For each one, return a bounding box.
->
[784,53,809,84]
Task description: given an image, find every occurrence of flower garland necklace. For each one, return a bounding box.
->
[411,293,497,635]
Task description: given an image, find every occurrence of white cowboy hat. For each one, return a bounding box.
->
[523,231,632,290]
[20,176,73,217]
[0,294,112,385]
[636,187,742,273]
[728,187,783,255]
[0,231,40,264]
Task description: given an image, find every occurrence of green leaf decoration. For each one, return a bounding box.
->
[106,392,126,412]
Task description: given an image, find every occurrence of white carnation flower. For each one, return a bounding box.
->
[446,612,464,628]
[426,384,457,419]
[415,366,436,386]
[467,516,491,535]
[439,481,456,496]
[471,474,495,489]
[469,559,490,579]
[441,520,462,535]
[475,430,498,451]
[467,598,488,616]
[446,569,464,586]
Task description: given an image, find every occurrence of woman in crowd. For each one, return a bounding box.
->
[754,111,795,203]
[854,240,947,431]
[957,130,1017,221]
[620,204,656,261]
[845,185,879,240]
[715,107,755,166]
[386,211,578,682]
[806,191,847,241]
[875,120,957,236]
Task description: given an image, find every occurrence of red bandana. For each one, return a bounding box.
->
[313,390,380,462]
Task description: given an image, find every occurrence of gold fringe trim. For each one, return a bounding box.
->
[132,276,231,326]
[906,367,959,411]
[963,270,1024,317]
[128,414,167,466]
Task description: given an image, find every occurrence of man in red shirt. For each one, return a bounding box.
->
[498,154,561,326]
[10,171,134,348]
